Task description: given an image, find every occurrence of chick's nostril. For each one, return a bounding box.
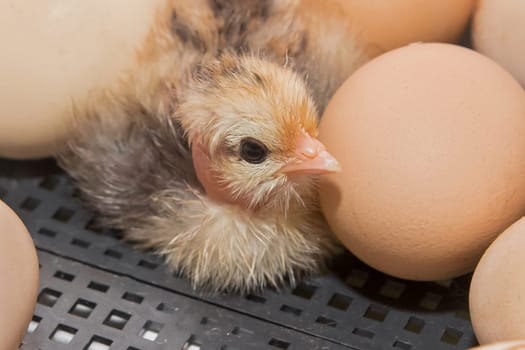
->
[301,146,318,158]
[295,129,327,159]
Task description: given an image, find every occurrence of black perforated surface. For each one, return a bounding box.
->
[0,159,478,349]
[25,251,346,350]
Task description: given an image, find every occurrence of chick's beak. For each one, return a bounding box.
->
[280,130,341,176]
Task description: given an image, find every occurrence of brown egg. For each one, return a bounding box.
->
[0,0,164,159]
[470,341,525,350]
[470,218,525,343]
[331,0,476,56]
[0,200,39,349]
[472,0,525,87]
[319,43,525,281]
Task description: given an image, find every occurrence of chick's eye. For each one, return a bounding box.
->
[240,138,268,164]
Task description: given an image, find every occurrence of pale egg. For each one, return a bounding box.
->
[470,341,525,350]
[472,0,525,87]
[470,218,525,343]
[0,200,39,349]
[0,0,164,159]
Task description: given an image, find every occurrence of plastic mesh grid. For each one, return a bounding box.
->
[24,251,347,350]
[0,159,478,349]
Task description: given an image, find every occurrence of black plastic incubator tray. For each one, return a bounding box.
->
[0,159,477,350]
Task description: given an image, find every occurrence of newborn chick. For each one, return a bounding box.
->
[59,52,342,293]
[58,0,367,293]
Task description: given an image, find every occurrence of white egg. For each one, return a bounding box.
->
[0,0,164,159]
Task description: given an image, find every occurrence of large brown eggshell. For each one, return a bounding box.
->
[320,43,525,281]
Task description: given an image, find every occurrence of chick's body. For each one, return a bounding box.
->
[58,0,366,293]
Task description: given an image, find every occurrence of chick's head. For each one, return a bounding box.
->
[177,52,339,211]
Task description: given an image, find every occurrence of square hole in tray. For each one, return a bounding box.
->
[232,326,254,335]
[441,327,463,345]
[27,315,42,334]
[353,328,375,339]
[85,218,104,233]
[71,238,91,249]
[378,279,406,299]
[52,207,75,222]
[122,292,144,304]
[268,338,290,349]
[280,305,302,316]
[315,316,337,328]
[37,288,62,307]
[38,228,57,238]
[69,299,96,319]
[346,268,369,288]
[107,229,124,240]
[39,176,59,190]
[435,279,454,288]
[50,324,77,344]
[245,294,266,304]
[138,259,158,270]
[455,309,471,321]
[104,249,123,259]
[20,196,41,211]
[363,304,389,322]
[54,270,75,282]
[327,293,352,311]
[139,321,164,341]
[419,292,443,310]
[85,335,113,350]
[404,317,425,334]
[103,309,131,330]
[157,302,177,314]
[71,188,82,198]
[88,281,110,293]
[393,340,412,350]
[182,336,201,350]
[291,282,317,299]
